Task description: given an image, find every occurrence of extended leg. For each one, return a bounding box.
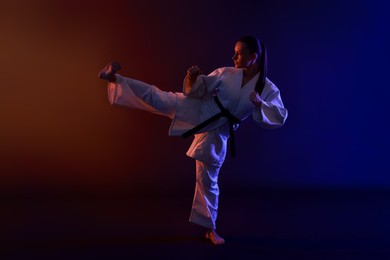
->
[100,63,178,118]
[116,76,177,118]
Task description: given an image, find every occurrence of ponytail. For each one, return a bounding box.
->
[237,35,267,96]
[254,41,267,96]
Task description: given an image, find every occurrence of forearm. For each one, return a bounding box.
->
[253,101,288,128]
[183,75,195,95]
[250,89,288,128]
[184,65,201,95]
[183,75,208,98]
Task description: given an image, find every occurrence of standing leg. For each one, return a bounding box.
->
[189,160,225,245]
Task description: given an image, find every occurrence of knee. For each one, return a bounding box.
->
[196,175,219,191]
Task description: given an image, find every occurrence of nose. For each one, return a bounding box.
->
[232,53,237,60]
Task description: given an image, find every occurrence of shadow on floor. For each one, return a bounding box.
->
[1,189,390,259]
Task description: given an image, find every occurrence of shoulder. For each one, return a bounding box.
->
[260,77,282,100]
[264,77,280,92]
[209,67,242,77]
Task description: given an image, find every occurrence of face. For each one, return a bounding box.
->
[232,42,256,69]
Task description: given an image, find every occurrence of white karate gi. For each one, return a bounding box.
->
[107,67,288,230]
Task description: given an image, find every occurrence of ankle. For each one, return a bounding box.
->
[108,75,117,83]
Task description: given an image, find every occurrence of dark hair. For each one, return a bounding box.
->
[237,35,268,95]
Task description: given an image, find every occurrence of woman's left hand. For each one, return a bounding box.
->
[249,92,262,107]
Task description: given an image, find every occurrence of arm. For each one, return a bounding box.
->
[184,66,201,93]
[183,66,222,99]
[250,87,288,129]
[183,65,205,97]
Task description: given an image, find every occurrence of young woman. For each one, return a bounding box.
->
[98,35,288,245]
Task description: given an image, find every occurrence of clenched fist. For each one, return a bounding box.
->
[249,91,262,107]
[186,65,201,82]
[184,65,202,93]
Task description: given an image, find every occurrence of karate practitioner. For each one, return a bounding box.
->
[98,35,288,245]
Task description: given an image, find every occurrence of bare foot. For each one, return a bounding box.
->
[205,230,225,245]
[98,62,121,82]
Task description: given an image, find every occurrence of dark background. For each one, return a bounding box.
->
[0,0,389,197]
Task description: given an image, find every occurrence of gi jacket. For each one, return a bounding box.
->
[107,67,287,165]
[170,67,288,135]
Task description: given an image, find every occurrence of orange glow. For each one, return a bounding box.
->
[0,1,194,193]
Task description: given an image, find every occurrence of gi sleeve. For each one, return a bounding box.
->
[252,86,288,129]
[183,68,223,99]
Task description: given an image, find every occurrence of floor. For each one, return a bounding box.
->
[1,189,390,259]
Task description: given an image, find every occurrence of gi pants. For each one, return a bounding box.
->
[108,75,223,230]
[189,160,221,230]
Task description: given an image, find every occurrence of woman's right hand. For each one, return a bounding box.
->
[186,65,201,83]
[184,65,202,94]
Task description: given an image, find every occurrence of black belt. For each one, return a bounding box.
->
[182,96,241,157]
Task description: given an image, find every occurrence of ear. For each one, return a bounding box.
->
[250,53,258,64]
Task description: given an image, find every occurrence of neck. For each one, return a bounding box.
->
[243,64,260,78]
